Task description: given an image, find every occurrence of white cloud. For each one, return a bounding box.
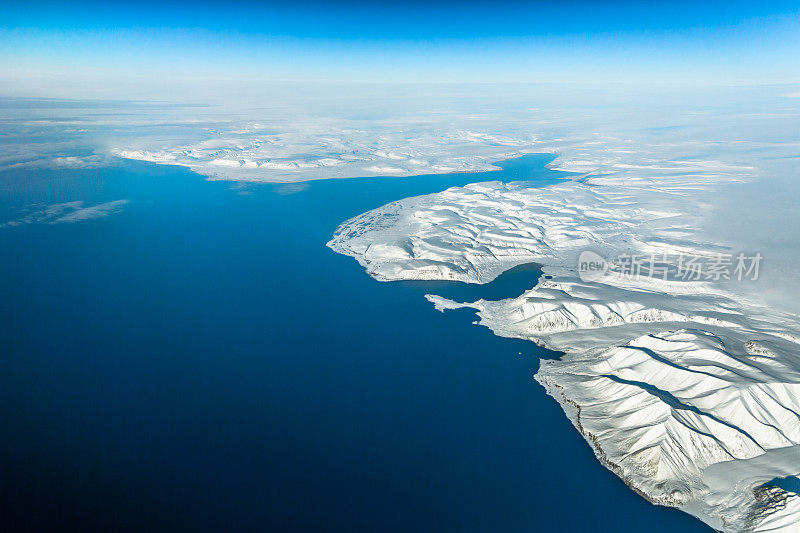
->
[1,199,130,228]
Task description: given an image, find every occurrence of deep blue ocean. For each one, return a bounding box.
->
[0,155,710,531]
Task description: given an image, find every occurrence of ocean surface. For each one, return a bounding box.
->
[0,155,711,531]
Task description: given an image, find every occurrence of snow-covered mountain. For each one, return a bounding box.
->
[326,94,800,531]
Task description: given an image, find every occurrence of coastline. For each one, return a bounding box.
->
[326,143,800,531]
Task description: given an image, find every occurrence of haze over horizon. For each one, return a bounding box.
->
[2,0,800,99]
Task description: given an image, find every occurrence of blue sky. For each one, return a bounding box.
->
[2,1,799,92]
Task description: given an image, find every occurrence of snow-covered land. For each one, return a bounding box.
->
[112,125,534,182]
[326,87,800,531]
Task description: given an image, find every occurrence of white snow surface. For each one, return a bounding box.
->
[326,88,800,531]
